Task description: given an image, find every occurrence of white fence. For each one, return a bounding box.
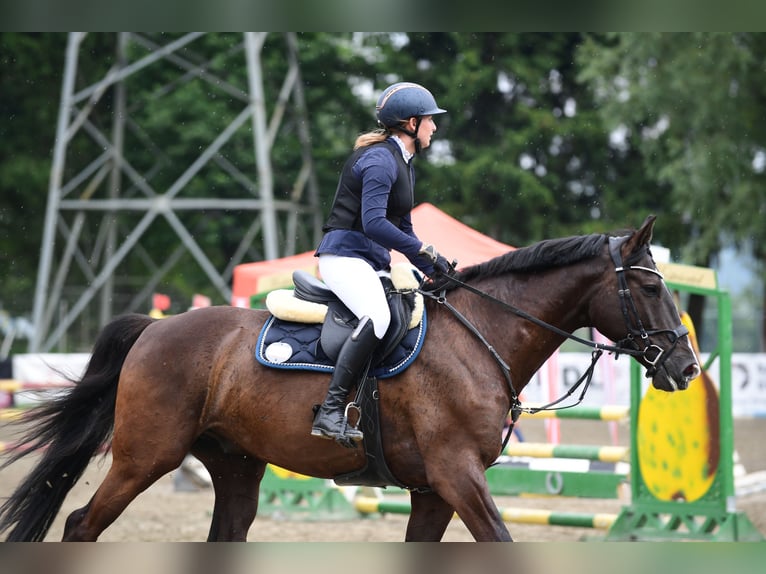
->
[4,352,766,417]
[519,352,766,418]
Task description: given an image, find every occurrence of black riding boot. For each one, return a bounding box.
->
[311,316,379,444]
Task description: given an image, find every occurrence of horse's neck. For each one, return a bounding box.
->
[452,270,595,386]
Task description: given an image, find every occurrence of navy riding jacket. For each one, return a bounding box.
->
[315,138,435,276]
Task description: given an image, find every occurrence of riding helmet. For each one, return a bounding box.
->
[375,82,447,128]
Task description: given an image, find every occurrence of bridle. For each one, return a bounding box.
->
[607,236,688,379]
[417,234,689,452]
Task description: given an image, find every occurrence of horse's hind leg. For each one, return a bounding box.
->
[405,490,456,541]
[62,452,183,541]
[193,440,267,542]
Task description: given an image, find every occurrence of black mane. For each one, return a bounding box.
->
[455,233,607,286]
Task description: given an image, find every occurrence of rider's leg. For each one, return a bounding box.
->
[311,316,378,442]
[317,254,391,339]
[312,255,390,442]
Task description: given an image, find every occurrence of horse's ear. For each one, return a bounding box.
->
[624,215,656,255]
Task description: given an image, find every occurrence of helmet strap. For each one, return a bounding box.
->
[400,117,423,154]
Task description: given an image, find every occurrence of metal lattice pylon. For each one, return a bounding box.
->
[30,32,322,352]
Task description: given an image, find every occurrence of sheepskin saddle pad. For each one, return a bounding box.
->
[255,263,426,379]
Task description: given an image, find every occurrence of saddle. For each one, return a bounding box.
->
[256,264,426,377]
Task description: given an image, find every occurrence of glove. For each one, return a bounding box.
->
[418,244,451,275]
[420,257,456,292]
[433,254,451,275]
[418,243,440,264]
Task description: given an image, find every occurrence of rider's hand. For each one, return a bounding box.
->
[433,254,451,275]
[419,244,450,273]
[418,243,440,263]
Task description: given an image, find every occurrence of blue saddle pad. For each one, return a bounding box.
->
[255,310,427,379]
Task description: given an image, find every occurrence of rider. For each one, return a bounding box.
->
[311,81,452,445]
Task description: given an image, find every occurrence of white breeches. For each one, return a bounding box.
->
[318,254,390,339]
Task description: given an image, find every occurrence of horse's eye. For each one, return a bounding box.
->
[640,284,660,298]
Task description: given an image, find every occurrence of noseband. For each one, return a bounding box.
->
[608,236,689,378]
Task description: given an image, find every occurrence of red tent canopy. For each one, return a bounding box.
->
[230,203,514,307]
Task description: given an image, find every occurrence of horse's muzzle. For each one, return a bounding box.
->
[651,361,701,392]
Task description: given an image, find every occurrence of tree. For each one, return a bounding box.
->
[0,34,67,318]
[0,33,377,350]
[577,33,766,348]
[361,33,656,246]
[4,33,762,350]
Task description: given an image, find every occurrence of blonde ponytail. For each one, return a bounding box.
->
[354,129,389,150]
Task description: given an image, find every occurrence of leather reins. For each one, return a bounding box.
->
[417,234,688,454]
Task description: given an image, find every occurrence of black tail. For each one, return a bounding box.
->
[0,313,155,541]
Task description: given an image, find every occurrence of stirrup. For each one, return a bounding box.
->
[340,403,363,438]
[310,402,363,444]
[344,402,361,426]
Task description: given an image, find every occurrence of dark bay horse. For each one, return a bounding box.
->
[0,216,700,541]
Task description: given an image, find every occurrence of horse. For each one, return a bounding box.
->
[0,215,700,541]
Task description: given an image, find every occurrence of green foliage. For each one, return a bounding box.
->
[381,33,660,244]
[577,32,766,263]
[0,33,66,315]
[1,33,763,349]
[577,32,766,347]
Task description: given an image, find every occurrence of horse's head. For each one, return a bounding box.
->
[593,215,701,392]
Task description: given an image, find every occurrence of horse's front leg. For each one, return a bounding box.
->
[405,490,456,541]
[428,460,513,541]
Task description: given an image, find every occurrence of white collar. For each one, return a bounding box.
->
[390,135,414,163]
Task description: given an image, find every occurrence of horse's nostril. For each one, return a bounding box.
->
[684,363,701,380]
